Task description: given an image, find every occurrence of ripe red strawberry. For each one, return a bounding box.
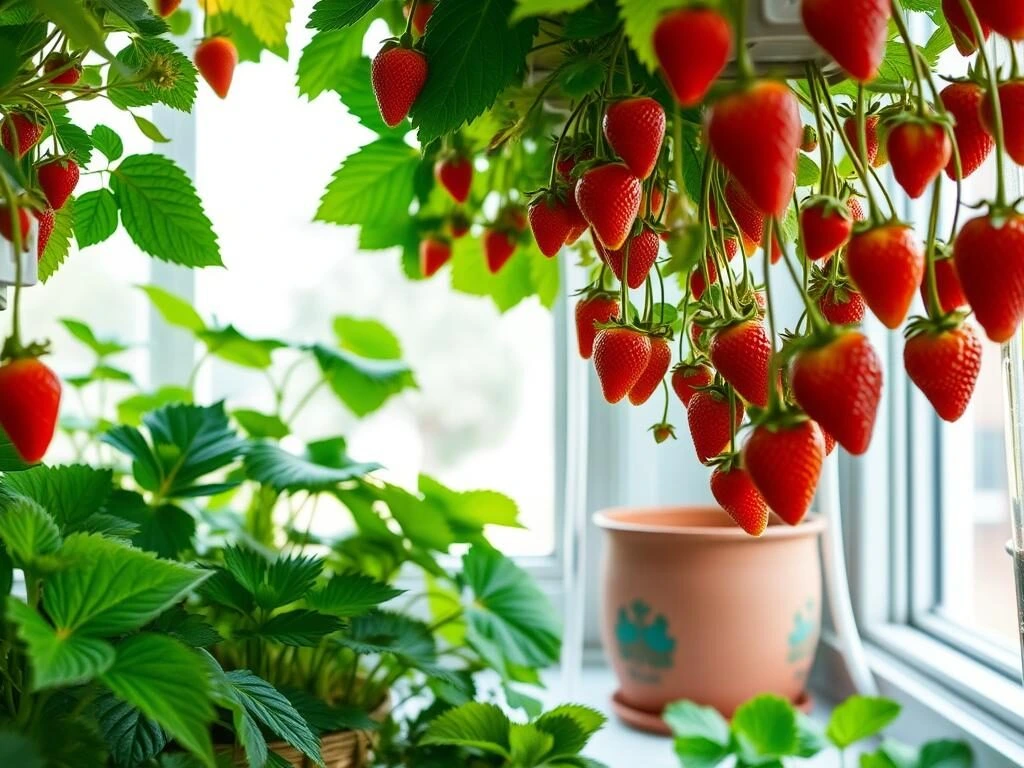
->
[593,327,652,403]
[194,36,237,99]
[529,194,574,257]
[687,388,742,464]
[711,463,769,536]
[643,185,666,220]
[34,207,54,261]
[723,179,765,253]
[0,357,61,463]
[604,227,660,289]
[43,54,82,86]
[576,294,620,359]
[689,256,718,300]
[564,189,589,245]
[843,115,881,167]
[941,82,993,180]
[449,212,470,239]
[801,0,890,82]
[981,80,1024,166]
[556,147,594,181]
[942,0,990,54]
[847,196,867,222]
[818,284,866,325]
[953,211,1024,343]
[790,330,883,455]
[710,320,772,407]
[371,44,427,127]
[973,0,1024,40]
[0,205,30,246]
[1,112,42,158]
[744,419,824,525]
[403,0,435,35]
[671,363,713,407]
[483,228,516,273]
[603,97,666,180]
[690,318,709,350]
[35,156,79,210]
[419,235,450,278]
[822,428,837,456]
[920,254,967,313]
[157,0,181,16]
[653,8,732,106]
[708,81,801,217]
[904,321,982,422]
[435,155,472,204]
[801,197,853,261]
[629,336,672,405]
[887,119,952,199]
[846,223,924,329]
[575,163,642,251]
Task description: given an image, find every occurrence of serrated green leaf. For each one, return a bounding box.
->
[509,723,554,764]
[221,0,292,46]
[306,572,404,616]
[558,55,606,98]
[307,0,379,31]
[0,496,61,568]
[100,634,215,768]
[248,609,343,646]
[797,154,821,187]
[449,233,535,312]
[333,56,393,134]
[512,0,589,20]
[233,409,289,439]
[91,125,123,162]
[243,441,379,492]
[827,696,901,749]
[96,0,168,35]
[94,693,168,768]
[108,37,197,112]
[420,702,511,756]
[339,610,437,666]
[733,695,799,761]
[30,0,113,58]
[375,482,454,550]
[315,139,419,228]
[46,533,208,635]
[333,316,402,359]
[38,196,73,281]
[111,154,220,267]
[223,548,324,611]
[73,188,119,248]
[664,701,731,768]
[137,283,206,332]
[463,544,560,667]
[198,325,285,369]
[0,429,33,471]
[535,706,606,758]
[6,597,115,689]
[107,490,195,558]
[420,475,522,532]
[564,0,617,38]
[412,0,535,142]
[619,0,678,72]
[116,386,193,426]
[55,122,93,165]
[213,10,289,63]
[131,112,171,143]
[296,20,369,100]
[60,318,128,357]
[1,463,113,530]
[313,343,416,417]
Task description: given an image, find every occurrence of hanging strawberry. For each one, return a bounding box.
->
[846,223,924,329]
[371,42,427,127]
[435,153,473,204]
[194,36,238,99]
[886,116,952,199]
[953,210,1024,343]
[419,235,451,278]
[593,327,652,404]
[0,356,61,464]
[628,336,672,406]
[801,0,890,82]
[940,82,993,180]
[652,8,732,107]
[743,418,825,526]
[800,197,853,262]
[603,97,665,181]
[575,294,620,360]
[904,318,982,422]
[35,156,79,210]
[575,163,642,251]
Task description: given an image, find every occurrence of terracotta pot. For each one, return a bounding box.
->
[595,506,825,733]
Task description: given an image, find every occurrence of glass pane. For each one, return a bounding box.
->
[191,8,557,557]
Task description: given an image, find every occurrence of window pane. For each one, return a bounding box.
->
[191,10,556,557]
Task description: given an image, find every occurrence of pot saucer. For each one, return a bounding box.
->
[610,690,814,736]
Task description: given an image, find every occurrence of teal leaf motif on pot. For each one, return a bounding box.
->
[615,600,675,670]
[787,598,818,666]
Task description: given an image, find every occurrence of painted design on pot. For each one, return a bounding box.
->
[787,598,819,679]
[615,599,676,680]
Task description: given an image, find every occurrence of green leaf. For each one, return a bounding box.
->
[412,0,536,142]
[877,739,920,768]
[0,497,60,569]
[249,609,343,646]
[463,544,560,667]
[534,706,606,759]
[108,37,197,112]
[94,693,168,768]
[619,0,678,72]
[449,232,535,312]
[663,701,731,768]
[91,125,124,163]
[296,21,369,100]
[73,188,119,248]
[0,429,33,471]
[795,712,827,758]
[732,695,799,762]
[233,409,289,439]
[108,491,196,558]
[509,723,554,764]
[221,0,292,46]
[137,284,206,332]
[280,687,377,735]
[88,363,135,383]
[333,56,392,134]
[213,10,289,63]
[420,702,511,757]
[340,610,438,667]
[218,669,322,765]
[198,325,285,369]
[131,112,171,143]
[55,122,93,165]
[512,0,590,20]
[315,139,420,229]
[307,0,379,31]
[100,634,215,768]
[313,344,416,417]
[117,386,193,426]
[96,0,168,35]
[797,154,821,187]
[147,605,222,648]
[243,441,379,492]
[60,318,127,357]
[420,475,522,533]
[558,55,606,98]
[306,572,404,616]
[45,533,208,635]
[0,732,44,768]
[111,154,220,267]
[6,597,116,689]
[38,196,74,281]
[1,463,113,530]
[826,696,901,749]
[30,0,113,58]
[376,482,454,550]
[333,316,402,360]
[223,548,324,611]
[918,740,972,768]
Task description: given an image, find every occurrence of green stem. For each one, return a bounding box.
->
[763,220,781,411]
[890,0,927,115]
[924,176,944,319]
[287,378,327,424]
[0,172,23,353]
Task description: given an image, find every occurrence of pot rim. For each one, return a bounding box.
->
[593,505,825,540]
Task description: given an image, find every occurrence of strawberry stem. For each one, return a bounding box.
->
[732,0,754,82]
[402,0,419,42]
[670,105,694,218]
[856,85,884,226]
[618,237,631,324]
[763,219,781,411]
[0,171,24,356]
[727,384,738,455]
[923,176,944,319]
[679,276,692,361]
[776,219,828,335]
[890,0,927,116]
